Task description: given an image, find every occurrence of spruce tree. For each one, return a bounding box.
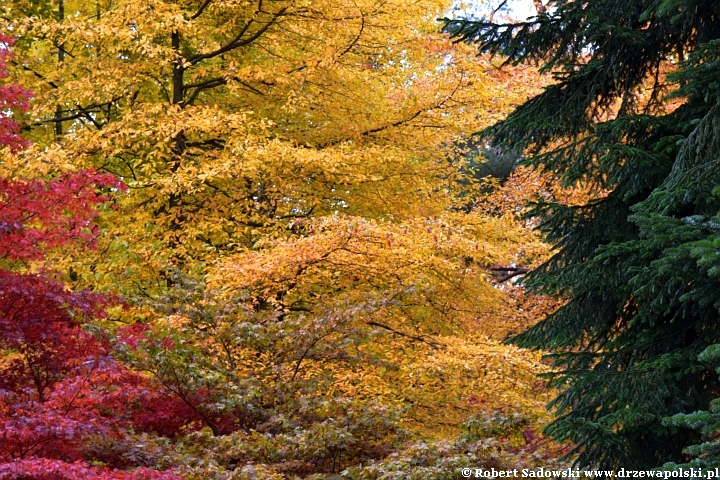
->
[444,0,720,469]
[661,344,720,473]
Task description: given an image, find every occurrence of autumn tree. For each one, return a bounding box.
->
[0,34,194,479]
[444,0,720,470]
[4,0,544,269]
[3,0,563,476]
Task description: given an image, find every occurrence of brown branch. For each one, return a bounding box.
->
[185,75,265,104]
[187,1,287,65]
[490,266,529,283]
[337,10,364,59]
[230,77,265,96]
[163,361,220,436]
[11,59,58,88]
[185,77,227,104]
[490,0,509,20]
[317,69,465,148]
[79,108,103,129]
[366,321,440,348]
[318,109,425,148]
[190,0,213,20]
[184,77,226,90]
[291,333,331,382]
[14,62,121,130]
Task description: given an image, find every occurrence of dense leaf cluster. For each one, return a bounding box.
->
[0,42,194,478]
[1,0,566,477]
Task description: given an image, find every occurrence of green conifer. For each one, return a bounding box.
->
[662,344,720,473]
[444,0,720,469]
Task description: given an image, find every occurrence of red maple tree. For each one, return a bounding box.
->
[0,34,194,480]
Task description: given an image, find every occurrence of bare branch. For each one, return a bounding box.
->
[184,75,265,104]
[490,0,509,21]
[188,2,288,65]
[366,321,440,348]
[190,0,213,20]
[337,9,364,59]
[185,77,227,104]
[11,59,59,88]
[490,266,529,283]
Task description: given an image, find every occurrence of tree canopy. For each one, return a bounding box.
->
[0,1,570,478]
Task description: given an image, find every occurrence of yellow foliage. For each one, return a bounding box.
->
[3,0,561,468]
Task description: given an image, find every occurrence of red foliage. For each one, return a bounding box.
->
[0,171,124,261]
[0,459,181,479]
[0,37,192,479]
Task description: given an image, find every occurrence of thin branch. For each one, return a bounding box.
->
[231,77,265,96]
[366,321,440,348]
[317,69,465,148]
[490,266,529,282]
[186,139,227,148]
[31,112,91,125]
[11,59,59,88]
[490,0,509,21]
[184,74,265,103]
[184,76,227,90]
[318,109,425,148]
[336,8,364,59]
[190,0,214,20]
[185,77,227,104]
[291,333,330,382]
[80,108,103,129]
[187,3,288,65]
